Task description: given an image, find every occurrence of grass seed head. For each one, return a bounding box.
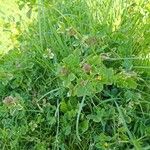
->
[66,27,77,37]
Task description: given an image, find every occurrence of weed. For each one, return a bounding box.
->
[0,0,150,149]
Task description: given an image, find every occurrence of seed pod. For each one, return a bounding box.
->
[82,63,92,73]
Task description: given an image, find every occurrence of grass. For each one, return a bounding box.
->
[0,0,150,149]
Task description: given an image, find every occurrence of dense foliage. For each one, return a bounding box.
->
[0,0,150,149]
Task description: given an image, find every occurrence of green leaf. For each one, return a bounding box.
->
[26,8,32,19]
[87,114,101,123]
[95,82,103,93]
[122,59,133,70]
[63,53,80,69]
[64,125,71,135]
[68,73,76,81]
[101,67,114,84]
[115,73,137,89]
[75,81,93,97]
[87,55,102,66]
[80,119,89,133]
[126,78,137,89]
[60,100,68,113]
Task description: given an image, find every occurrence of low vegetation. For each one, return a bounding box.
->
[0,0,150,149]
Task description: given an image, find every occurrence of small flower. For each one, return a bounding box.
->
[95,75,102,81]
[80,80,88,86]
[104,142,108,147]
[85,37,98,45]
[82,35,100,47]
[43,48,54,59]
[3,96,16,106]
[14,61,21,68]
[121,70,137,78]
[43,54,48,58]
[82,63,92,73]
[128,101,134,109]
[60,66,69,76]
[29,121,38,131]
[48,52,54,59]
[67,91,71,97]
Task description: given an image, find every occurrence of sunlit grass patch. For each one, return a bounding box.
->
[0,0,37,55]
